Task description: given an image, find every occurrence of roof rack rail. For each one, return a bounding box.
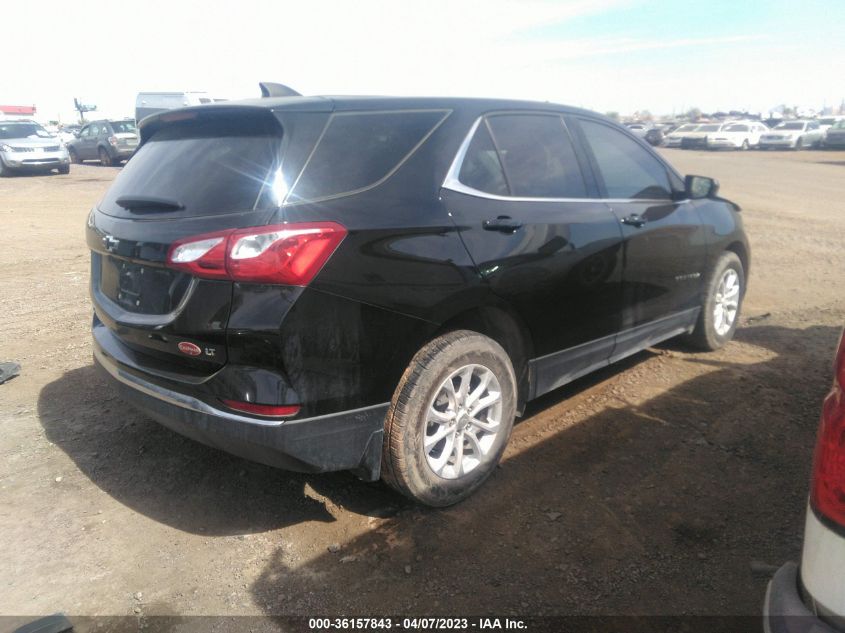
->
[259,82,301,98]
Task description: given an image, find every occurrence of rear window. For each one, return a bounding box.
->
[99,116,282,217]
[110,121,137,134]
[288,110,447,202]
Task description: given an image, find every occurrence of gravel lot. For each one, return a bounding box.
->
[1,149,844,620]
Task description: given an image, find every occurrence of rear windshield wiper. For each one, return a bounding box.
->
[115,195,185,211]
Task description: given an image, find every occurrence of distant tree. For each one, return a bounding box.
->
[686,107,702,122]
[605,111,620,122]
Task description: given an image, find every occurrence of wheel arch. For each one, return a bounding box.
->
[434,304,534,414]
[725,240,750,281]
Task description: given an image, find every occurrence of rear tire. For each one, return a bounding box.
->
[58,164,70,175]
[382,330,517,507]
[68,148,81,164]
[741,139,749,150]
[688,252,745,351]
[795,138,803,150]
[0,158,9,177]
[99,147,113,167]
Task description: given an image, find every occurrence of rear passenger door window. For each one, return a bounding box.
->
[577,119,671,200]
[486,114,586,198]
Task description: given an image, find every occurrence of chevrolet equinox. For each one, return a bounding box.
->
[87,92,749,506]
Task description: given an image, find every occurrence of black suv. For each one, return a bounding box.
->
[87,94,749,506]
[68,119,139,166]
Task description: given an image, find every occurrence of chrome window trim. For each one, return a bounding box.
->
[442,114,683,205]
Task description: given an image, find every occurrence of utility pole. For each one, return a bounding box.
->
[73,98,97,123]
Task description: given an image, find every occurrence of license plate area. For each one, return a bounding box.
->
[100,255,190,315]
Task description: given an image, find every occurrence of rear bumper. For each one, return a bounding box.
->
[764,562,841,633]
[93,337,388,481]
[110,146,136,159]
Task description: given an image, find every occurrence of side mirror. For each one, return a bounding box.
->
[685,174,719,199]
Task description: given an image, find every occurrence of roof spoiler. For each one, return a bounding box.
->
[259,82,301,98]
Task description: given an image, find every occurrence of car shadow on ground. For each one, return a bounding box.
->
[37,363,406,536]
[36,324,839,614]
[244,324,839,616]
[37,344,651,537]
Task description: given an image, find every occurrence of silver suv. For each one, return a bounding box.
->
[0,120,70,176]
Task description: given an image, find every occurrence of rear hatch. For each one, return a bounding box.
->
[109,120,139,149]
[87,109,286,376]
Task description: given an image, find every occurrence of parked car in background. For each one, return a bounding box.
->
[706,121,770,150]
[625,123,649,138]
[818,116,845,135]
[0,119,70,176]
[644,126,665,146]
[759,121,824,150]
[681,122,732,149]
[764,328,845,633]
[135,92,213,123]
[823,119,845,149]
[54,124,81,145]
[87,93,749,506]
[663,123,701,147]
[66,119,139,166]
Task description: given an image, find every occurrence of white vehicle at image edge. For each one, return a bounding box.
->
[706,121,770,150]
[662,123,701,147]
[764,329,845,633]
[759,120,824,150]
[0,120,70,176]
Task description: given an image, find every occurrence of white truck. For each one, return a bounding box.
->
[134,92,215,123]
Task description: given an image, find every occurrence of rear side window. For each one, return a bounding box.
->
[99,116,282,218]
[577,119,671,200]
[486,114,586,198]
[110,121,137,134]
[458,122,509,196]
[289,110,448,202]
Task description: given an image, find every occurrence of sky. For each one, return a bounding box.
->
[5,0,845,123]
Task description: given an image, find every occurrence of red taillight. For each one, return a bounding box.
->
[810,330,845,527]
[220,399,300,418]
[166,222,346,285]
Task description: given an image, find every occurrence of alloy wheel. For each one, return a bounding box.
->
[424,364,503,480]
[713,268,740,336]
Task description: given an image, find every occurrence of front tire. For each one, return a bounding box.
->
[688,252,745,351]
[382,330,517,506]
[58,164,70,175]
[68,148,81,164]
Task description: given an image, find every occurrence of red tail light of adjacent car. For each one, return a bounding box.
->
[166,222,347,286]
[810,330,845,528]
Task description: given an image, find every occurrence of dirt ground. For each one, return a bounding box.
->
[1,148,844,622]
